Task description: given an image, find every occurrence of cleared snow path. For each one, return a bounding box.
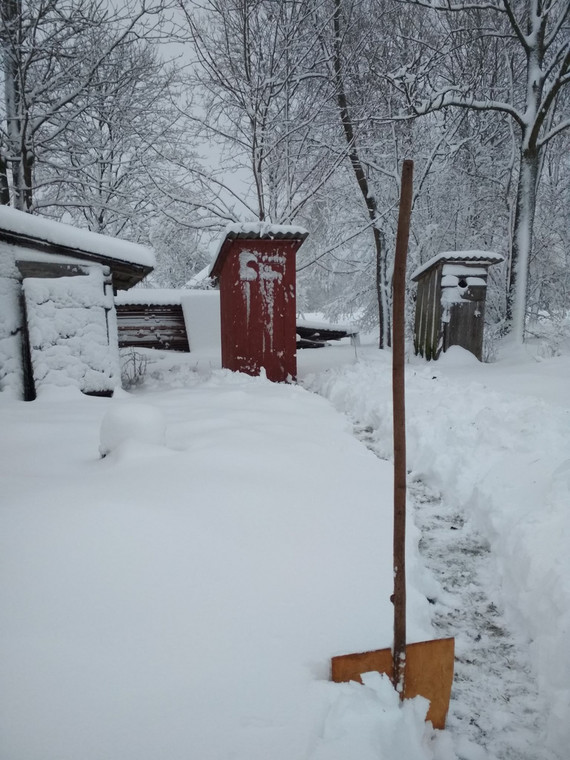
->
[353,422,555,760]
[409,479,553,760]
[302,346,569,760]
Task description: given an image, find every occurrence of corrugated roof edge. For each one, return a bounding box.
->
[210,222,309,279]
[224,221,309,241]
[411,250,504,281]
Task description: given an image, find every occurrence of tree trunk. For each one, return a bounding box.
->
[508,144,539,344]
[0,155,10,205]
[2,0,32,211]
[375,226,391,348]
[332,0,390,347]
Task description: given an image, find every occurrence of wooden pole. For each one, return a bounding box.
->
[392,160,414,697]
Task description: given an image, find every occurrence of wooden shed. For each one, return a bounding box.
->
[0,206,154,399]
[115,300,190,352]
[115,289,221,356]
[115,290,359,358]
[210,223,308,382]
[411,251,504,361]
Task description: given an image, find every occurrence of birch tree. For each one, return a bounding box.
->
[391,0,570,342]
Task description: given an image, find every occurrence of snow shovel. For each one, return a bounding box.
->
[331,160,454,730]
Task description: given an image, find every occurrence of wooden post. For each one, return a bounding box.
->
[392,160,414,697]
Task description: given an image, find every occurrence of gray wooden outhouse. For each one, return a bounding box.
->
[411,251,504,361]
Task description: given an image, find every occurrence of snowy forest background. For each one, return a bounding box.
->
[1,0,569,349]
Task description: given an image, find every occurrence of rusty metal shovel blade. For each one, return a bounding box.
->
[331,637,455,729]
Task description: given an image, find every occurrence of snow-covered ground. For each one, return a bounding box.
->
[303,342,570,760]
[1,340,568,759]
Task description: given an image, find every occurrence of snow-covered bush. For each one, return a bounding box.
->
[120,348,149,389]
[526,313,570,358]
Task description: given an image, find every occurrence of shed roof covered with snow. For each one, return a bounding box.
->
[0,206,155,290]
[411,250,504,282]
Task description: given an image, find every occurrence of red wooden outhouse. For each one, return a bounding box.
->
[210,223,308,382]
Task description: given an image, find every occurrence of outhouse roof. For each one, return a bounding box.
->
[210,221,308,280]
[223,221,309,241]
[411,250,504,282]
[0,206,155,290]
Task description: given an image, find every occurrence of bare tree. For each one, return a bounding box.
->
[0,0,174,211]
[328,0,392,346]
[389,0,570,342]
[176,0,340,224]
[34,37,181,241]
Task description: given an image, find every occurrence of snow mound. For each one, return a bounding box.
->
[436,345,480,367]
[99,402,166,457]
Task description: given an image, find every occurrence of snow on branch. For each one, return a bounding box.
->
[539,117,570,147]
[410,87,525,126]
[399,0,505,11]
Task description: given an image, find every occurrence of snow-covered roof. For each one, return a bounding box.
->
[297,317,358,335]
[411,250,504,281]
[115,288,185,306]
[0,206,155,289]
[210,221,309,279]
[115,289,221,307]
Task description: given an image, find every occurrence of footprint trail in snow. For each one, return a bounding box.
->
[354,423,556,760]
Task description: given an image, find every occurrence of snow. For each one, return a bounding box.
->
[23,268,120,394]
[185,264,213,288]
[465,277,486,286]
[99,402,166,457]
[0,369,437,760]
[0,205,155,268]
[297,317,359,334]
[411,252,503,281]
[441,286,468,305]
[0,337,568,759]
[0,272,23,394]
[180,290,221,359]
[305,342,570,758]
[441,265,488,277]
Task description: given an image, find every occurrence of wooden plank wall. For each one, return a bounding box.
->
[116,303,359,355]
[116,304,190,352]
[414,268,442,360]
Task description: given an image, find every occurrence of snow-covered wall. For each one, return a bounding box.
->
[180,291,221,355]
[23,268,120,395]
[0,244,23,395]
